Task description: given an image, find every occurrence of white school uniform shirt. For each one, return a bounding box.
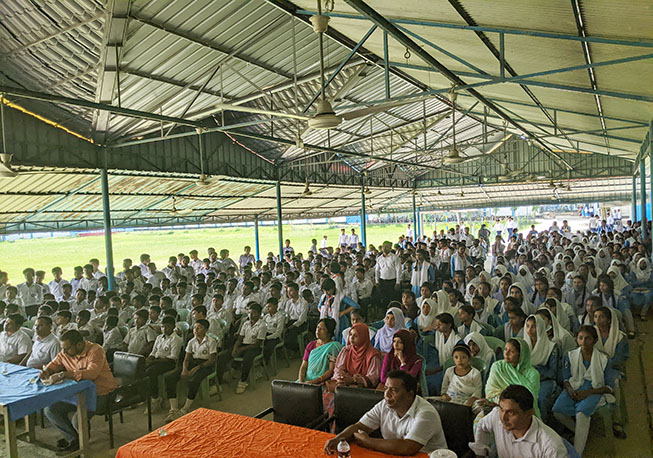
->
[353,276,373,300]
[239,319,267,345]
[151,332,183,361]
[173,294,191,310]
[359,396,447,454]
[123,324,156,354]
[263,312,286,340]
[349,233,359,246]
[0,330,33,362]
[338,233,349,245]
[283,297,308,327]
[440,366,482,405]
[102,327,124,351]
[186,335,218,360]
[26,333,61,368]
[79,277,100,294]
[17,282,43,307]
[469,407,567,458]
[233,294,255,316]
[48,279,70,301]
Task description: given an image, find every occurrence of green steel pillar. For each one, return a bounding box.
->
[416,206,421,240]
[641,160,648,239]
[360,183,367,247]
[254,215,260,261]
[633,176,637,222]
[101,167,115,291]
[276,180,283,259]
[412,193,418,242]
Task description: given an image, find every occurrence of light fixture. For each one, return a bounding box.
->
[443,87,466,165]
[170,196,193,216]
[0,153,17,178]
[437,190,442,196]
[364,186,372,195]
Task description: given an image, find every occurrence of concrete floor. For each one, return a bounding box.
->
[2,323,653,458]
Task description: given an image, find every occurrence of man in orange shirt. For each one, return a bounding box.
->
[40,330,117,454]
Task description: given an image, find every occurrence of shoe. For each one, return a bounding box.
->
[641,314,648,322]
[613,424,627,439]
[164,409,179,422]
[56,439,70,450]
[145,399,164,415]
[175,408,188,419]
[628,331,636,339]
[56,439,79,456]
[236,381,248,394]
[255,369,264,380]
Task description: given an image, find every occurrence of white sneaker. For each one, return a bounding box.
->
[146,398,164,414]
[236,381,248,394]
[175,408,188,419]
[164,409,178,422]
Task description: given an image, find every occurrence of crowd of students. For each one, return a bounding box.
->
[0,215,649,456]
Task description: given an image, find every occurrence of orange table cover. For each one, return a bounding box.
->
[115,408,429,458]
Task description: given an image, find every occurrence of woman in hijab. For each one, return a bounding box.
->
[553,326,615,456]
[516,265,535,292]
[479,338,541,417]
[373,307,406,353]
[595,274,635,338]
[509,282,536,315]
[525,314,559,422]
[416,297,438,333]
[630,257,653,320]
[428,312,461,394]
[433,289,458,317]
[492,274,512,305]
[464,331,496,367]
[378,329,422,388]
[331,322,382,389]
[536,306,577,353]
[530,276,549,308]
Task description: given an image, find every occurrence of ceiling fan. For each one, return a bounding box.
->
[301,178,313,196]
[0,153,17,178]
[169,196,193,216]
[442,88,464,165]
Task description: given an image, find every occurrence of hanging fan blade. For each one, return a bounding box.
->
[211,103,310,121]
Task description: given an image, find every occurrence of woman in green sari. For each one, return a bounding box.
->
[478,337,541,417]
[298,318,342,383]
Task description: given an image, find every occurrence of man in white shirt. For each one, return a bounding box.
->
[338,228,349,248]
[48,267,69,302]
[239,246,256,272]
[469,385,567,458]
[120,309,156,356]
[79,265,100,297]
[324,371,447,455]
[282,283,308,350]
[232,303,266,394]
[24,316,61,368]
[145,316,183,413]
[262,298,285,366]
[376,241,401,307]
[349,229,360,249]
[320,235,328,255]
[17,268,43,318]
[89,258,106,280]
[405,223,414,241]
[0,314,33,363]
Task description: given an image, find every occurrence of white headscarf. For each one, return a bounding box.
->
[606,265,628,294]
[417,298,437,331]
[435,324,460,366]
[516,266,534,290]
[375,307,406,353]
[594,306,625,358]
[509,282,535,315]
[596,248,610,274]
[568,347,615,406]
[464,331,495,366]
[537,306,576,353]
[525,314,556,366]
[434,290,457,316]
[633,258,652,282]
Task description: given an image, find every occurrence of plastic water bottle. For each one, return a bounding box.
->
[158,428,167,437]
[336,439,350,458]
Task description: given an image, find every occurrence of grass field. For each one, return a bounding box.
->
[0,219,533,283]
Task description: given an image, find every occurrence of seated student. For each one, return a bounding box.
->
[208,293,232,331]
[164,319,217,421]
[0,314,32,363]
[470,294,494,328]
[317,278,358,342]
[440,343,482,406]
[330,322,382,389]
[535,307,576,353]
[191,306,221,341]
[262,297,285,366]
[102,316,123,362]
[379,329,422,390]
[23,316,61,368]
[595,275,635,338]
[89,297,109,330]
[120,309,156,357]
[546,287,577,333]
[147,305,162,335]
[477,338,541,417]
[231,302,266,394]
[76,310,99,342]
[495,304,526,340]
[463,332,496,368]
[400,290,420,328]
[457,304,486,338]
[469,384,567,458]
[324,371,447,455]
[54,310,77,340]
[298,318,342,384]
[428,312,461,395]
[282,282,308,351]
[341,309,376,345]
[553,325,615,456]
[40,330,117,454]
[580,295,601,327]
[525,314,559,423]
[374,307,407,353]
[416,297,438,333]
[145,316,183,413]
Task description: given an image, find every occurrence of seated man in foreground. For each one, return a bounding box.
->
[469,384,568,458]
[324,370,447,455]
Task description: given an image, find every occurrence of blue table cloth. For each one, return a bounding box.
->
[0,362,97,421]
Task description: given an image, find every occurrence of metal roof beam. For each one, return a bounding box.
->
[296,10,653,48]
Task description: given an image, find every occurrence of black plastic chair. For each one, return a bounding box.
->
[255,380,325,428]
[318,386,384,436]
[427,398,475,457]
[97,351,151,448]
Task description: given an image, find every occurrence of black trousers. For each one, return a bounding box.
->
[145,360,176,398]
[378,279,398,308]
[165,358,213,400]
